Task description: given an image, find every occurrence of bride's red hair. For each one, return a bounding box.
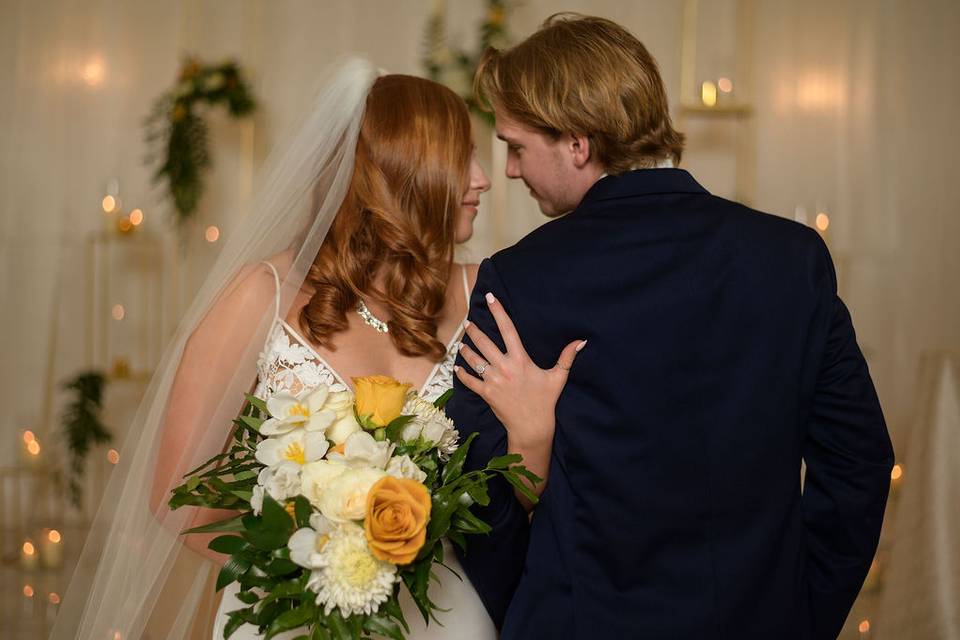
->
[299,74,472,360]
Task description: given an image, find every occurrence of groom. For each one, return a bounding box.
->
[445,14,894,640]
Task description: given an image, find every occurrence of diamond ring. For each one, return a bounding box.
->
[474,362,488,377]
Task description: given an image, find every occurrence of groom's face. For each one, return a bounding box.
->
[494,111,586,218]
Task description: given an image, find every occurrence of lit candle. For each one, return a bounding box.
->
[40,528,64,569]
[21,539,39,571]
[701,81,718,107]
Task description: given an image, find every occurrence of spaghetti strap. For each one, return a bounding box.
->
[260,260,281,321]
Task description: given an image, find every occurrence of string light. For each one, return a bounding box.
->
[48,529,62,544]
[22,541,35,556]
[27,440,41,456]
[23,585,34,598]
[859,619,870,634]
[112,304,125,321]
[205,225,220,243]
[718,77,733,93]
[48,592,61,605]
[891,464,903,480]
[102,195,117,213]
[107,448,120,464]
[815,213,830,231]
[23,430,35,444]
[129,208,144,226]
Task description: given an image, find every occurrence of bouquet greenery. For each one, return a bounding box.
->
[170,375,539,639]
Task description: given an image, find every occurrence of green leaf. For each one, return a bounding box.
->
[425,493,459,541]
[224,609,253,639]
[513,465,544,486]
[217,555,252,591]
[362,615,405,640]
[465,481,490,506]
[432,388,454,409]
[294,495,313,529]
[264,605,313,639]
[235,590,259,605]
[452,507,492,535]
[264,558,299,576]
[380,596,410,633]
[261,494,294,536]
[502,470,539,505]
[385,414,416,442]
[245,393,268,415]
[487,453,522,469]
[182,514,246,535]
[326,609,353,640]
[185,475,202,492]
[208,535,247,555]
[231,490,254,502]
[239,415,264,433]
[310,624,332,640]
[441,432,477,485]
[446,529,466,552]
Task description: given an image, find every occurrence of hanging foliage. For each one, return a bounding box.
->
[60,370,113,508]
[422,0,513,127]
[145,57,256,229]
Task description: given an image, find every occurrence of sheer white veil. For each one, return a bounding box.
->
[51,57,379,640]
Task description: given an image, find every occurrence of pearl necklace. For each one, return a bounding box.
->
[356,298,389,334]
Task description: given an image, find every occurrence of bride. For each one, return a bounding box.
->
[52,59,576,640]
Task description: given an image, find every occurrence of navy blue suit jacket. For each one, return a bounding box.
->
[446,169,894,639]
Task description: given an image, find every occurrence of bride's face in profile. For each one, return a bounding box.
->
[455,152,491,243]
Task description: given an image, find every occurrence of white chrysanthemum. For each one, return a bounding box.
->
[307,524,398,617]
[401,394,460,459]
[256,429,329,467]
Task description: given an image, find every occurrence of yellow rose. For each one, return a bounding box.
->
[353,375,412,428]
[364,476,431,565]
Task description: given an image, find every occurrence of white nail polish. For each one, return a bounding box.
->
[485,292,496,304]
[463,320,471,328]
[576,340,588,352]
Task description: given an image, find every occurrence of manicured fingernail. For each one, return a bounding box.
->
[454,365,462,373]
[485,292,496,304]
[576,340,588,352]
[463,320,471,328]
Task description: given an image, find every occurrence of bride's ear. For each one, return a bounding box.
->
[568,133,593,169]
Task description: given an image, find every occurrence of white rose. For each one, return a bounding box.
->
[300,460,348,509]
[325,411,361,445]
[317,466,386,523]
[327,431,394,469]
[385,454,427,483]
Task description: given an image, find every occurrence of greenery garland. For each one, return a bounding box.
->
[60,371,112,508]
[422,0,513,127]
[145,57,256,229]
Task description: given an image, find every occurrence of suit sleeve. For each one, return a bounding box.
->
[802,241,895,640]
[445,257,530,629]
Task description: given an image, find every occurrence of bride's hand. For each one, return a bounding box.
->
[454,292,585,508]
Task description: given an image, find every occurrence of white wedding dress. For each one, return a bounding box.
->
[211,262,496,639]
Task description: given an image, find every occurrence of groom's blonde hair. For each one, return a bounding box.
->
[474,13,685,172]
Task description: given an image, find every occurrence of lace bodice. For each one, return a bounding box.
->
[253,262,468,403]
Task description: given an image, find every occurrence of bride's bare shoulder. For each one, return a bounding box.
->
[213,250,295,314]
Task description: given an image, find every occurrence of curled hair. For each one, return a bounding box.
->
[475,13,685,172]
[299,75,472,360]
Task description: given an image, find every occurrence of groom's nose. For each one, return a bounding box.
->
[505,155,522,179]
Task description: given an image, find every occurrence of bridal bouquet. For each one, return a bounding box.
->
[169,376,539,639]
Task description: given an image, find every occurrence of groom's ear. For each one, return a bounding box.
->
[568,133,593,169]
